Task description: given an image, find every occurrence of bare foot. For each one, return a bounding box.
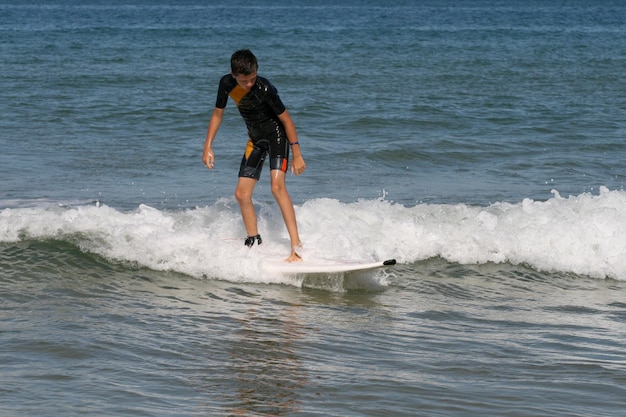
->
[285,251,302,263]
[285,242,303,263]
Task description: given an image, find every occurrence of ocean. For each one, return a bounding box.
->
[1,1,626,415]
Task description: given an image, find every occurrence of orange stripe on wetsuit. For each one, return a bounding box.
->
[228,84,248,106]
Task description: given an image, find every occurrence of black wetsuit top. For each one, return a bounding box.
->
[215,74,290,178]
[215,74,287,143]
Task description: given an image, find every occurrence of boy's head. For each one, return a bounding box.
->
[230,49,258,76]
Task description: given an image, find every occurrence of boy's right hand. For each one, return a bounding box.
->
[202,148,215,169]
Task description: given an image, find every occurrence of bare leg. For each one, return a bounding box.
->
[270,170,302,262]
[234,177,259,238]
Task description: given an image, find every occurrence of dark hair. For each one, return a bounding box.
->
[230,49,258,76]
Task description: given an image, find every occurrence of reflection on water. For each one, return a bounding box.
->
[226,303,308,416]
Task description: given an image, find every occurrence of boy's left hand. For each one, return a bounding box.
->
[291,155,306,176]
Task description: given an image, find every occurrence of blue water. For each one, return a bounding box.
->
[2,1,626,416]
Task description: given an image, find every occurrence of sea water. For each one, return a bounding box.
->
[1,1,626,416]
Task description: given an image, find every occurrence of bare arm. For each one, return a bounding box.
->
[202,107,225,169]
[278,110,306,175]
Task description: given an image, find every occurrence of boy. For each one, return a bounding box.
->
[202,49,306,262]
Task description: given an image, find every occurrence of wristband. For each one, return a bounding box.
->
[289,142,299,146]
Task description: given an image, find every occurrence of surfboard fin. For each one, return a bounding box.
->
[383,259,397,266]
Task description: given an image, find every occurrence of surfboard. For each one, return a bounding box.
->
[260,258,397,274]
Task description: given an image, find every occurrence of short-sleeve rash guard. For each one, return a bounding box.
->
[215,74,287,142]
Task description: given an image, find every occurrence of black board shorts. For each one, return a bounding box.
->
[238,137,289,180]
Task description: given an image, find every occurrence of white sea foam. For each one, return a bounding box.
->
[1,187,625,281]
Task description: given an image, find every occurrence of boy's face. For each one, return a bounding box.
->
[232,71,257,91]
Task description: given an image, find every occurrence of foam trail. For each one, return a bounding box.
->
[1,187,625,282]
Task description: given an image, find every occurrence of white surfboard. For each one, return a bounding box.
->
[260,258,397,274]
